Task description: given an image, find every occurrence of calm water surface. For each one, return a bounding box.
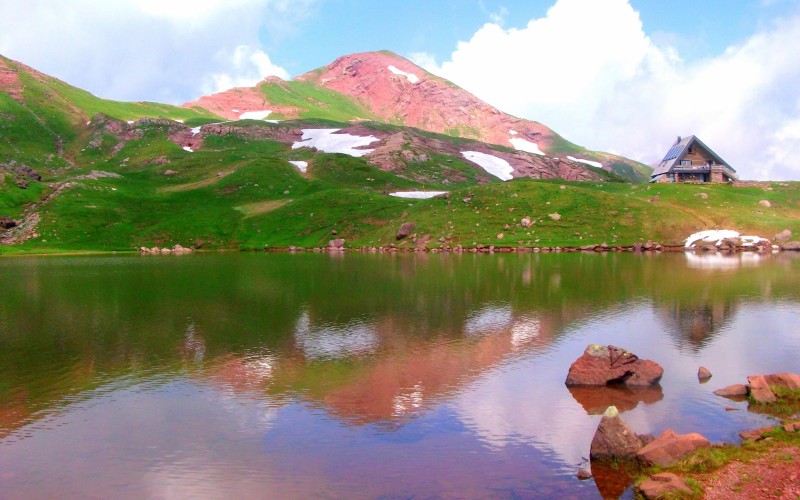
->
[1,251,799,498]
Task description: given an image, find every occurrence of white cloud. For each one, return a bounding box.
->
[0,0,308,103]
[203,46,290,94]
[421,0,800,180]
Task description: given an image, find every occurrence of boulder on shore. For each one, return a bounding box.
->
[636,429,710,467]
[747,375,777,404]
[395,222,415,240]
[637,473,693,499]
[589,406,645,460]
[565,345,663,387]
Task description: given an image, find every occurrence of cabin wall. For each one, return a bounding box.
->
[681,148,713,166]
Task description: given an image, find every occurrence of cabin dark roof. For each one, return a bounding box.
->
[651,135,735,177]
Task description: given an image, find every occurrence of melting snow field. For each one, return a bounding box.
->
[182,146,193,153]
[389,191,448,199]
[387,65,420,84]
[289,160,308,173]
[292,129,379,157]
[462,151,514,181]
[685,229,770,248]
[509,138,545,156]
[567,156,603,169]
[239,110,272,120]
[190,126,202,136]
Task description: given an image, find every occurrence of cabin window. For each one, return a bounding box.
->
[680,160,692,166]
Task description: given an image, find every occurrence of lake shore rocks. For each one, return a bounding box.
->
[698,366,712,381]
[636,429,710,467]
[565,345,664,387]
[637,472,693,499]
[139,244,193,255]
[589,406,648,460]
[714,372,800,403]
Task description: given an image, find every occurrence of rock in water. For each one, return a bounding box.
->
[713,384,749,398]
[636,429,710,467]
[565,345,664,387]
[697,366,712,381]
[589,406,644,460]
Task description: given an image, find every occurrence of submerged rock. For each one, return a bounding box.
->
[565,345,663,387]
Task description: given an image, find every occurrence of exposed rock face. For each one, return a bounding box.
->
[774,229,792,242]
[396,222,416,240]
[565,345,664,387]
[182,81,299,121]
[748,375,777,404]
[589,406,645,460]
[637,473,693,499]
[1,216,18,229]
[636,429,710,467]
[713,384,749,398]
[764,372,800,390]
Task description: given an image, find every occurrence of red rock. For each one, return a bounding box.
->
[636,429,710,467]
[565,345,663,387]
[589,406,644,460]
[697,366,712,381]
[763,373,800,391]
[637,473,693,499]
[748,375,777,403]
[713,384,749,398]
[739,425,775,441]
[782,422,800,433]
[576,468,592,480]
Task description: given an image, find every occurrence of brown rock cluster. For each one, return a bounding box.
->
[714,372,800,403]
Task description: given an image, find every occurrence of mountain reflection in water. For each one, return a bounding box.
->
[1,251,799,498]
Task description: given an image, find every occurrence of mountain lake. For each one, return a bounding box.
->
[1,251,799,498]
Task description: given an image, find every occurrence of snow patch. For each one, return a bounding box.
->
[292,129,379,157]
[684,229,768,248]
[509,138,545,156]
[175,119,184,123]
[231,109,240,113]
[182,146,194,153]
[567,156,603,169]
[239,110,272,120]
[509,130,518,135]
[462,151,514,181]
[289,160,308,173]
[191,126,202,136]
[127,120,134,124]
[387,65,420,84]
[389,191,448,199]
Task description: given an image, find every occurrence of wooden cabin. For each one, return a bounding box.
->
[650,135,737,183]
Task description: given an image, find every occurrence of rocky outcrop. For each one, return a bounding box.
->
[774,229,792,242]
[327,238,345,250]
[748,375,778,403]
[589,406,646,460]
[637,473,693,499]
[636,429,710,467]
[782,241,800,251]
[565,345,664,387]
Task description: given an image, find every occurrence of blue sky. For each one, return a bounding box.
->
[1,0,799,179]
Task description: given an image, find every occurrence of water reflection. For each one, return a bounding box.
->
[1,252,799,498]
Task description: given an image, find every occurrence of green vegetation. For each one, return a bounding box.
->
[749,387,800,418]
[258,80,381,122]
